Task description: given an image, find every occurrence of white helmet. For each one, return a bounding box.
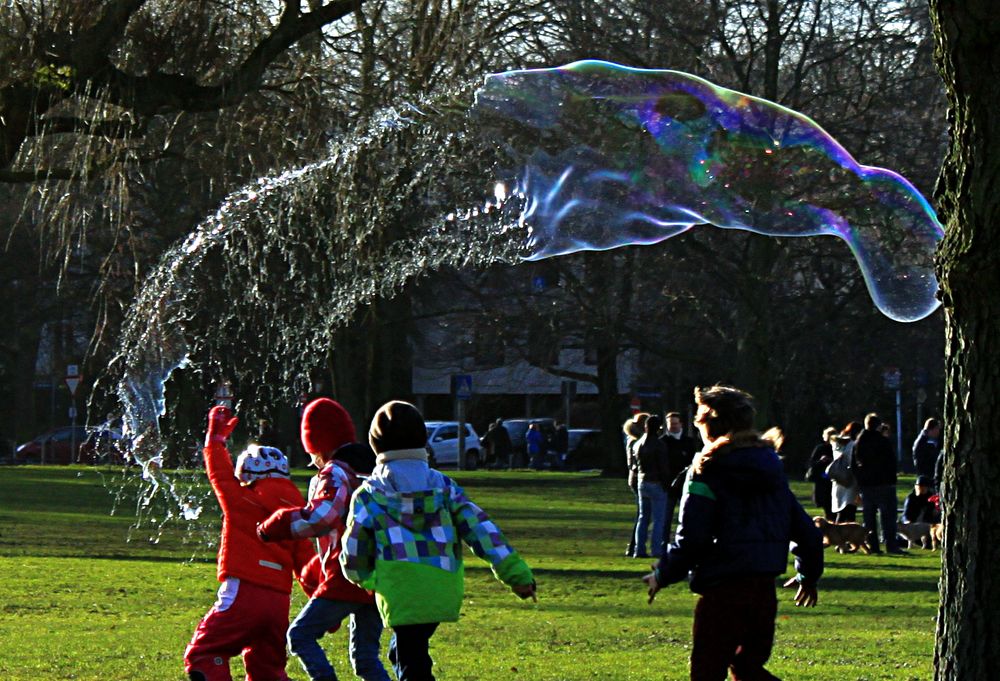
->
[235,445,290,483]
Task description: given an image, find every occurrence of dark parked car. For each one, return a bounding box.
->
[565,428,604,471]
[15,426,126,465]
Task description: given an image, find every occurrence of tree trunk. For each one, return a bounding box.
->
[331,293,413,428]
[595,336,626,473]
[928,2,1000,677]
[733,236,779,426]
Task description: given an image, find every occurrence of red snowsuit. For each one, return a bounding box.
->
[184,441,315,681]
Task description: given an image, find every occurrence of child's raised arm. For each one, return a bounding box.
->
[258,463,353,541]
[202,406,242,511]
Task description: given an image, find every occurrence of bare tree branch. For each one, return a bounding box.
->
[66,0,363,114]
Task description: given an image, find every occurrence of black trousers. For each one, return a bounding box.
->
[389,623,440,681]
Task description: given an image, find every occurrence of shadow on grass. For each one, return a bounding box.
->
[823,557,940,573]
[819,574,938,593]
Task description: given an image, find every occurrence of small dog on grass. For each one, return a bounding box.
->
[930,523,944,550]
[813,517,871,554]
[896,521,933,549]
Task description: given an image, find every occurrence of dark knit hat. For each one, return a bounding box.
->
[369,401,427,453]
[300,398,356,454]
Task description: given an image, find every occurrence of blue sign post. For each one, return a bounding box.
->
[451,375,473,469]
[453,374,473,401]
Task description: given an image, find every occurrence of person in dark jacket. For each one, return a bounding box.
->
[912,418,942,483]
[482,419,513,469]
[902,476,940,524]
[643,385,823,681]
[853,413,903,554]
[633,415,671,558]
[551,421,569,470]
[660,411,701,542]
[808,427,837,520]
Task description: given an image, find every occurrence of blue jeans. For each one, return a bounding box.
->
[860,484,900,552]
[287,597,390,681]
[635,480,668,557]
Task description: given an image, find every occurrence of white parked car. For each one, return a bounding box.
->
[425,421,482,469]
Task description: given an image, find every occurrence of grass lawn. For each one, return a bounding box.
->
[0,466,938,680]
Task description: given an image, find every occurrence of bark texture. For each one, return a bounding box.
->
[929,1,1000,677]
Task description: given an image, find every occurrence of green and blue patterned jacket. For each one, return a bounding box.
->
[341,456,533,626]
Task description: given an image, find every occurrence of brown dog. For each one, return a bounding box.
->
[896,521,933,549]
[814,517,871,554]
[930,523,944,550]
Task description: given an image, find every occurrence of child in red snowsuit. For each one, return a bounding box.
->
[184,406,315,681]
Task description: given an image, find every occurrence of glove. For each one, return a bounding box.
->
[205,406,239,446]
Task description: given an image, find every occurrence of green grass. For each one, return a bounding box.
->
[0,466,938,680]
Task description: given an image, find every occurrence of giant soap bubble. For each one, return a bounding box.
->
[104,60,943,533]
[474,60,944,322]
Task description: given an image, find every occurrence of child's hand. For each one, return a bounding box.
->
[642,567,661,604]
[782,577,818,607]
[205,406,239,446]
[513,581,537,602]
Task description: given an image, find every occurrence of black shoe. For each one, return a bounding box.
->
[886,548,909,555]
[632,552,650,559]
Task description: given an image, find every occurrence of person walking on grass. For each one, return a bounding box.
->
[853,413,904,555]
[257,397,390,681]
[185,407,316,681]
[829,421,863,523]
[643,385,823,681]
[633,414,670,559]
[660,411,701,541]
[526,421,545,470]
[623,413,650,557]
[912,418,942,484]
[807,426,837,520]
[341,400,537,681]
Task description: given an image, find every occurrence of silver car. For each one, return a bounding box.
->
[425,421,482,469]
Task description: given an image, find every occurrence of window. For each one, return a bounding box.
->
[433,426,459,441]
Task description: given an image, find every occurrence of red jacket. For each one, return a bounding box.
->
[258,460,373,603]
[204,442,315,593]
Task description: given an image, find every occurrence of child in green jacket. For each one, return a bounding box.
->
[341,400,536,680]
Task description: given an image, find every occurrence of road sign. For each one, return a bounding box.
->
[883,368,902,390]
[66,364,81,395]
[214,380,233,407]
[452,374,473,401]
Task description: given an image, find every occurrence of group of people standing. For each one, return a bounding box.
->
[481,418,570,470]
[807,414,944,554]
[623,410,700,558]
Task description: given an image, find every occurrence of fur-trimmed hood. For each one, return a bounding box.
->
[692,430,774,471]
[691,429,785,492]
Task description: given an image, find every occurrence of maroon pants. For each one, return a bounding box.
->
[690,576,780,681]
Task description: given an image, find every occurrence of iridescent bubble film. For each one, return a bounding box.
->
[473,60,944,322]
